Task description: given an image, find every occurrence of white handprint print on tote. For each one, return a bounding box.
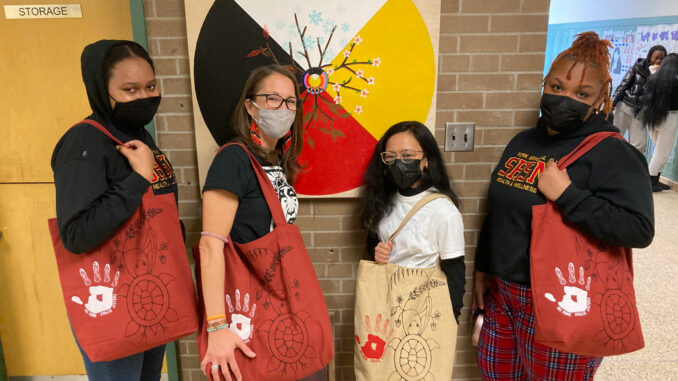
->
[544,262,591,317]
[226,289,256,342]
[71,261,120,317]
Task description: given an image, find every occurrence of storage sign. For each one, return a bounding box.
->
[4,4,82,19]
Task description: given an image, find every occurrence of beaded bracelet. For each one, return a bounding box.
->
[207,313,226,322]
[201,231,229,244]
[206,323,229,333]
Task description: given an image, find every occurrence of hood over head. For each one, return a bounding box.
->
[81,40,121,122]
[80,39,157,137]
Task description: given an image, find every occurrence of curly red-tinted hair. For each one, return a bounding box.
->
[546,31,614,118]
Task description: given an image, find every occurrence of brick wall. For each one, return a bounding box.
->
[143,0,550,380]
[436,1,550,379]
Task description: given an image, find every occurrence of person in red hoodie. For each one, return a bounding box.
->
[474,32,654,380]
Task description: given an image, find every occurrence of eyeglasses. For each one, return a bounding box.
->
[251,93,299,111]
[380,150,424,165]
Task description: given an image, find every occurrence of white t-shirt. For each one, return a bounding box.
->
[377,189,465,268]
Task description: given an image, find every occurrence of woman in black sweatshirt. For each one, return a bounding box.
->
[474,32,654,380]
[51,40,178,380]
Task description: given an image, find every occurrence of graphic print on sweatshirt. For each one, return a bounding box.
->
[264,165,298,223]
[151,150,177,191]
[495,151,553,194]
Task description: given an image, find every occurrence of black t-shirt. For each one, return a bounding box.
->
[203,145,298,244]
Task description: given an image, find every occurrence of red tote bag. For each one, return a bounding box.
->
[194,143,334,381]
[48,119,199,361]
[530,131,644,356]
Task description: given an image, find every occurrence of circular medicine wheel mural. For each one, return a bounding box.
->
[194,0,436,195]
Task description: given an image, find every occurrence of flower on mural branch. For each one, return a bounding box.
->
[354,105,363,115]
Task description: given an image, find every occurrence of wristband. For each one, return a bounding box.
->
[201,231,229,244]
[206,323,229,333]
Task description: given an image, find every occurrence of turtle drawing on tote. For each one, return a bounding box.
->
[114,209,179,339]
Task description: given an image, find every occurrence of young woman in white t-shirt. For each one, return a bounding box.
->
[360,121,466,321]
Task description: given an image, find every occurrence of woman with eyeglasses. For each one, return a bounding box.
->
[198,64,313,380]
[360,121,466,323]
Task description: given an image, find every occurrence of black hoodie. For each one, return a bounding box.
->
[51,40,178,254]
[475,113,654,285]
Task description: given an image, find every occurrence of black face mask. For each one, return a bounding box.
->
[111,95,161,128]
[540,93,593,134]
[387,159,423,190]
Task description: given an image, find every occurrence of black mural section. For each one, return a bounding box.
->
[194,0,299,145]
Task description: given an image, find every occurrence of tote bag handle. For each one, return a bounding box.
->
[388,193,450,242]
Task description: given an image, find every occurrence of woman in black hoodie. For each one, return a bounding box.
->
[51,40,177,380]
[612,44,666,154]
[474,32,654,380]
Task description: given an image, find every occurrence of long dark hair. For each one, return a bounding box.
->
[232,65,304,183]
[103,41,154,84]
[642,53,678,129]
[360,121,459,233]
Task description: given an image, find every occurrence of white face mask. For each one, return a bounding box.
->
[252,102,296,139]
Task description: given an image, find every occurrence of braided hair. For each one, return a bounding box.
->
[545,31,613,118]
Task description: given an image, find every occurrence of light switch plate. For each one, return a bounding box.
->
[445,122,475,152]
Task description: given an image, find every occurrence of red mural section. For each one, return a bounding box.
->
[294,90,376,195]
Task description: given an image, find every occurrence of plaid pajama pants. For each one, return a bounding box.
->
[477,277,603,380]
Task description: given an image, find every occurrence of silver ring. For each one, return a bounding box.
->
[211,365,220,370]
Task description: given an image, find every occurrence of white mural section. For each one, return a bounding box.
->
[236,0,388,69]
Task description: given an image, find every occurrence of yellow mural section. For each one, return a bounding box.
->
[325,0,435,140]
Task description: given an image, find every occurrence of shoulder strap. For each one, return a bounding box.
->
[557,131,625,169]
[76,119,125,145]
[216,142,287,227]
[388,193,450,242]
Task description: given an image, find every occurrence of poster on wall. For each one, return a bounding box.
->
[184,0,441,197]
[603,24,678,92]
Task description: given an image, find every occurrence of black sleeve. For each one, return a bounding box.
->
[555,140,654,248]
[53,130,149,254]
[441,257,466,323]
[366,231,379,260]
[612,66,636,106]
[203,145,253,198]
